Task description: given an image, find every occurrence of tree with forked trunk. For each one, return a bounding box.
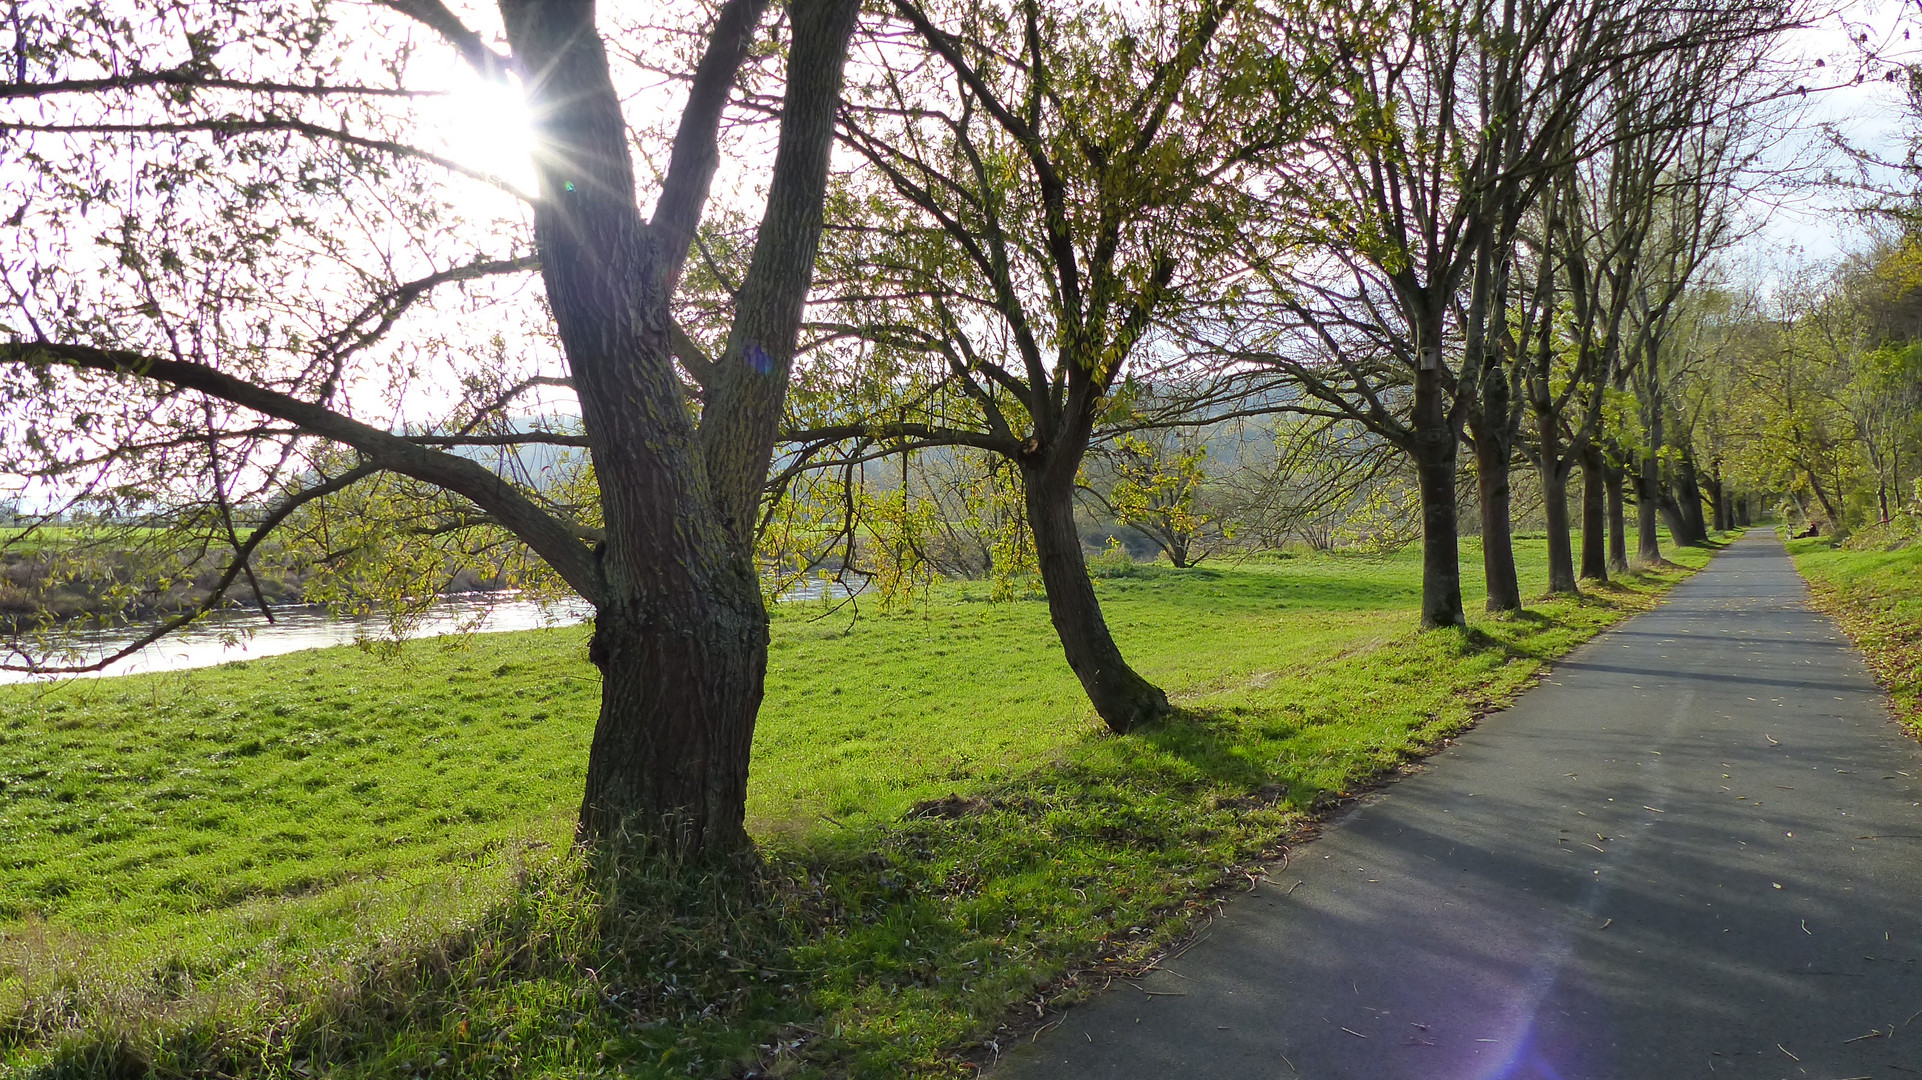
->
[0,0,861,856]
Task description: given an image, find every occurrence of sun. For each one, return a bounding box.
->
[433,65,540,200]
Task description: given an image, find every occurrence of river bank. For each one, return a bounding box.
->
[0,538,514,633]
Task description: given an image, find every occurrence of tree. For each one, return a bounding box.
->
[782,0,1312,731]
[1219,0,1676,623]
[0,0,861,855]
[1081,432,1221,568]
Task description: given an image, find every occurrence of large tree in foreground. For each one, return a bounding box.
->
[0,0,860,854]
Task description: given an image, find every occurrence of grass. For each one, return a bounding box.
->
[1786,532,1922,735]
[0,532,1723,1078]
[0,527,164,555]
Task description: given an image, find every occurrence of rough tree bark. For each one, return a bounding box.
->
[1672,453,1708,544]
[496,0,861,850]
[1414,339,1467,627]
[1540,452,1578,593]
[1636,460,1663,563]
[1703,474,1728,532]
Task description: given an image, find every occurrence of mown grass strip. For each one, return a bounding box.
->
[1,535,1719,1078]
[1786,534,1922,734]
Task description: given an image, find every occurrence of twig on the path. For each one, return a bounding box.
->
[1777,1043,1799,1061]
[1599,918,1613,930]
[1339,1026,1368,1039]
[1842,1029,1885,1044]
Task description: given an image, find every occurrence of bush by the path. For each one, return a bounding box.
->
[0,536,1718,1078]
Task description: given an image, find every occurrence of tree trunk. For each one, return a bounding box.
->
[1413,357,1466,628]
[1736,495,1751,526]
[1474,429,1522,612]
[581,579,766,851]
[1024,460,1170,733]
[1657,490,1691,549]
[501,0,861,852]
[1680,478,1708,544]
[1539,440,1577,593]
[1605,461,1629,573]
[1637,453,1663,564]
[1669,452,1707,545]
[1578,449,1608,582]
[1704,476,1728,533]
[1806,469,1841,530]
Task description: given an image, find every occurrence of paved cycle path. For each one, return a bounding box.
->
[997,533,1922,1079]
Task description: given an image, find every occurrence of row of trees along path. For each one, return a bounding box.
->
[0,0,1821,854]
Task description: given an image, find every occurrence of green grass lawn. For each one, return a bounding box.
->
[0,534,1722,1078]
[1787,533,1922,734]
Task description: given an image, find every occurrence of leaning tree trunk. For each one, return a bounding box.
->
[1473,427,1522,613]
[1657,491,1691,550]
[1807,470,1841,531]
[1578,449,1608,582]
[1412,360,1466,628]
[1024,458,1170,733]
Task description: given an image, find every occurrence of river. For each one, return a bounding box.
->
[0,575,865,685]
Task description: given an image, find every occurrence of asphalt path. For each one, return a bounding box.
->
[996,532,1922,1080]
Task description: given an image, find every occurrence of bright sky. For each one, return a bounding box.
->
[1731,2,1916,276]
[406,3,1922,291]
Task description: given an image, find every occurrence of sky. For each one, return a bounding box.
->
[1732,1,1917,274]
[7,0,1919,517]
[409,2,1922,286]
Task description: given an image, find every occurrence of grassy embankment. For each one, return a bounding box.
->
[1787,534,1922,734]
[0,533,1723,1078]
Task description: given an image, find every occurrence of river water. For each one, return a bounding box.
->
[0,575,865,685]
